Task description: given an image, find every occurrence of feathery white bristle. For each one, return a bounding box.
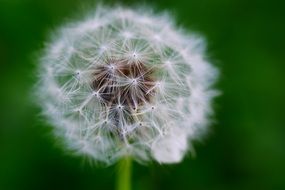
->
[36,5,219,165]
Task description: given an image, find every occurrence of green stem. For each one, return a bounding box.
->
[116,157,132,190]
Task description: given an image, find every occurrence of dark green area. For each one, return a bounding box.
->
[0,0,284,189]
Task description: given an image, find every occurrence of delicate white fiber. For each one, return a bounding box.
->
[35,5,219,165]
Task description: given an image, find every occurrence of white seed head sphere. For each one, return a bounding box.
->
[36,6,219,165]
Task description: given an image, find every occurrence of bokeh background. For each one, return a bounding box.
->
[1,0,285,189]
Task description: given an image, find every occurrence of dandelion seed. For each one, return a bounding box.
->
[35,5,219,165]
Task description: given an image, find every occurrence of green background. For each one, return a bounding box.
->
[1,0,285,189]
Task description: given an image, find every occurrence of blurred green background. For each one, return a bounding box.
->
[1,0,285,189]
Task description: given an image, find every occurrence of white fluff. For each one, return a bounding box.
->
[35,5,219,165]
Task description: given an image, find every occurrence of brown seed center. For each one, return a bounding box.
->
[92,59,156,112]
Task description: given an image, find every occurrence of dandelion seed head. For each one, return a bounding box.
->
[36,5,219,165]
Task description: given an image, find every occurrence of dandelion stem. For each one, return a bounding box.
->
[116,157,132,190]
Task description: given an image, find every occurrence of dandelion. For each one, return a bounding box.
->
[36,4,218,172]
